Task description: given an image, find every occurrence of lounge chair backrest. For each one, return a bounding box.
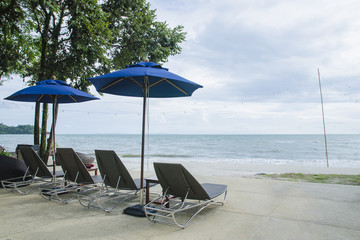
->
[154,162,210,200]
[95,150,137,189]
[57,148,94,184]
[18,146,52,178]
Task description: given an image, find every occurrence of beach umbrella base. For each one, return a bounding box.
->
[123,204,147,217]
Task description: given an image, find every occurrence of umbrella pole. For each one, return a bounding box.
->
[52,97,57,181]
[123,80,148,217]
[139,89,147,205]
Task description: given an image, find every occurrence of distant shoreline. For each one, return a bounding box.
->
[2,133,360,136]
[0,123,34,134]
[0,133,33,135]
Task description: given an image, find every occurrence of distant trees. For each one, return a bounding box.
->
[1,0,186,160]
[0,123,34,134]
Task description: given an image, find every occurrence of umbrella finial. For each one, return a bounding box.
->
[51,75,56,80]
[144,58,149,62]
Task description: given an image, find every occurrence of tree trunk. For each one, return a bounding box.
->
[37,8,52,164]
[34,102,40,145]
[39,103,48,163]
[44,103,58,164]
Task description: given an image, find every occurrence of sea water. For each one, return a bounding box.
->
[1,134,360,168]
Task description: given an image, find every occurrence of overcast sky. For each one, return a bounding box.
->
[1,0,360,134]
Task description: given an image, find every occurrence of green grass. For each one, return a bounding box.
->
[257,173,360,186]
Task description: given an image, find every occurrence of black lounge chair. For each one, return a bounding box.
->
[78,150,156,212]
[145,162,227,228]
[0,155,28,186]
[41,148,102,203]
[1,146,64,194]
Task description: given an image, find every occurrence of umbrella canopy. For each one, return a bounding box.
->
[88,61,202,215]
[88,61,202,98]
[5,79,99,176]
[5,79,98,103]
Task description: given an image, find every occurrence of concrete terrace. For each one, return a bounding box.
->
[1,174,360,240]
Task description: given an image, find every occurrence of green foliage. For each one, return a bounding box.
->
[1,0,186,90]
[259,173,360,186]
[0,150,12,157]
[0,123,34,134]
[0,0,35,80]
[0,145,12,156]
[102,0,186,70]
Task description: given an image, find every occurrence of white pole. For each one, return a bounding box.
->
[318,68,329,167]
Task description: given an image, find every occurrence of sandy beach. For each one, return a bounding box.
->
[1,163,360,240]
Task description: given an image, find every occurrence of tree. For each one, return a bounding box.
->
[102,0,185,69]
[1,0,186,162]
[0,0,34,81]
[0,0,25,79]
[0,123,34,134]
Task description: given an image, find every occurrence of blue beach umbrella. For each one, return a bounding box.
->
[88,61,203,215]
[5,79,99,175]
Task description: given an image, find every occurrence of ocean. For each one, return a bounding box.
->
[1,134,360,169]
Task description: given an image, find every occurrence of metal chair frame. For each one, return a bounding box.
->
[77,174,139,212]
[40,170,100,204]
[2,164,64,195]
[144,162,227,228]
[145,186,227,228]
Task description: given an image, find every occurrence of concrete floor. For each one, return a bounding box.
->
[1,175,360,240]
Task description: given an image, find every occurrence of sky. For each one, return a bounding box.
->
[1,0,360,134]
